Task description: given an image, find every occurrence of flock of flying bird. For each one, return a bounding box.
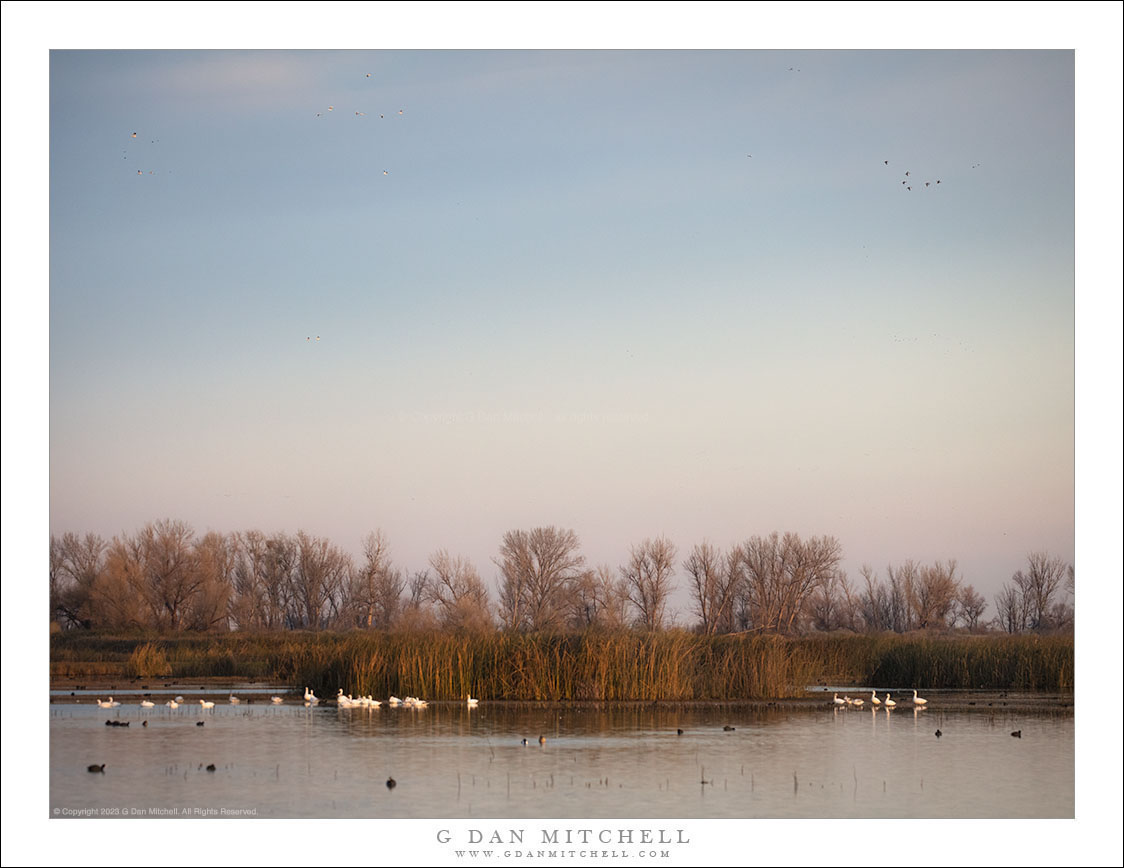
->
[128,71,405,179]
[884,159,943,192]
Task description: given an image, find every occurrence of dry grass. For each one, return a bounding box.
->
[50,629,1073,697]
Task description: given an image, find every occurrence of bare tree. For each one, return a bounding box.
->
[288,531,351,629]
[50,534,64,623]
[684,541,740,635]
[1021,552,1068,631]
[994,580,1031,633]
[496,527,586,632]
[954,583,988,632]
[53,532,107,628]
[911,560,960,630]
[568,565,631,631]
[407,569,431,609]
[807,570,858,632]
[858,565,891,632]
[886,560,918,632]
[95,533,149,629]
[186,530,234,631]
[739,532,842,633]
[427,550,492,631]
[621,536,677,630]
[114,519,200,631]
[347,530,405,629]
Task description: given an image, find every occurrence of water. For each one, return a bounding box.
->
[49,696,1072,819]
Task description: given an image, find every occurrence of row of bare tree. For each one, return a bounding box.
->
[49,522,1072,635]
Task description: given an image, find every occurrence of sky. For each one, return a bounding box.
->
[4,3,1123,866]
[42,45,1081,610]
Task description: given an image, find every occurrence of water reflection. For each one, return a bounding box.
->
[49,700,1073,819]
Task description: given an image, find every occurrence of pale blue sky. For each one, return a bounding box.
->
[44,46,1080,606]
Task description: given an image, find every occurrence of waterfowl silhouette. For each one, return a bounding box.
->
[87,764,105,773]
[386,776,397,789]
[1011,730,1022,738]
[206,763,216,772]
[676,729,684,736]
[935,729,942,738]
[196,721,205,727]
[723,725,736,732]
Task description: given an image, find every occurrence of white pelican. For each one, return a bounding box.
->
[871,690,881,706]
[467,695,480,707]
[833,693,845,706]
[199,699,215,710]
[884,694,896,707]
[140,699,155,708]
[912,689,928,706]
[271,696,284,704]
[96,698,120,708]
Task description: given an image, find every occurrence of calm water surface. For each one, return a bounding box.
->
[50,698,1073,819]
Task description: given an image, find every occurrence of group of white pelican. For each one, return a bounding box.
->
[99,694,285,710]
[832,689,928,708]
[331,689,482,710]
[97,689,484,711]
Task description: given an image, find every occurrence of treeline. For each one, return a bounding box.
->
[49,631,1075,697]
[49,521,1073,637]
